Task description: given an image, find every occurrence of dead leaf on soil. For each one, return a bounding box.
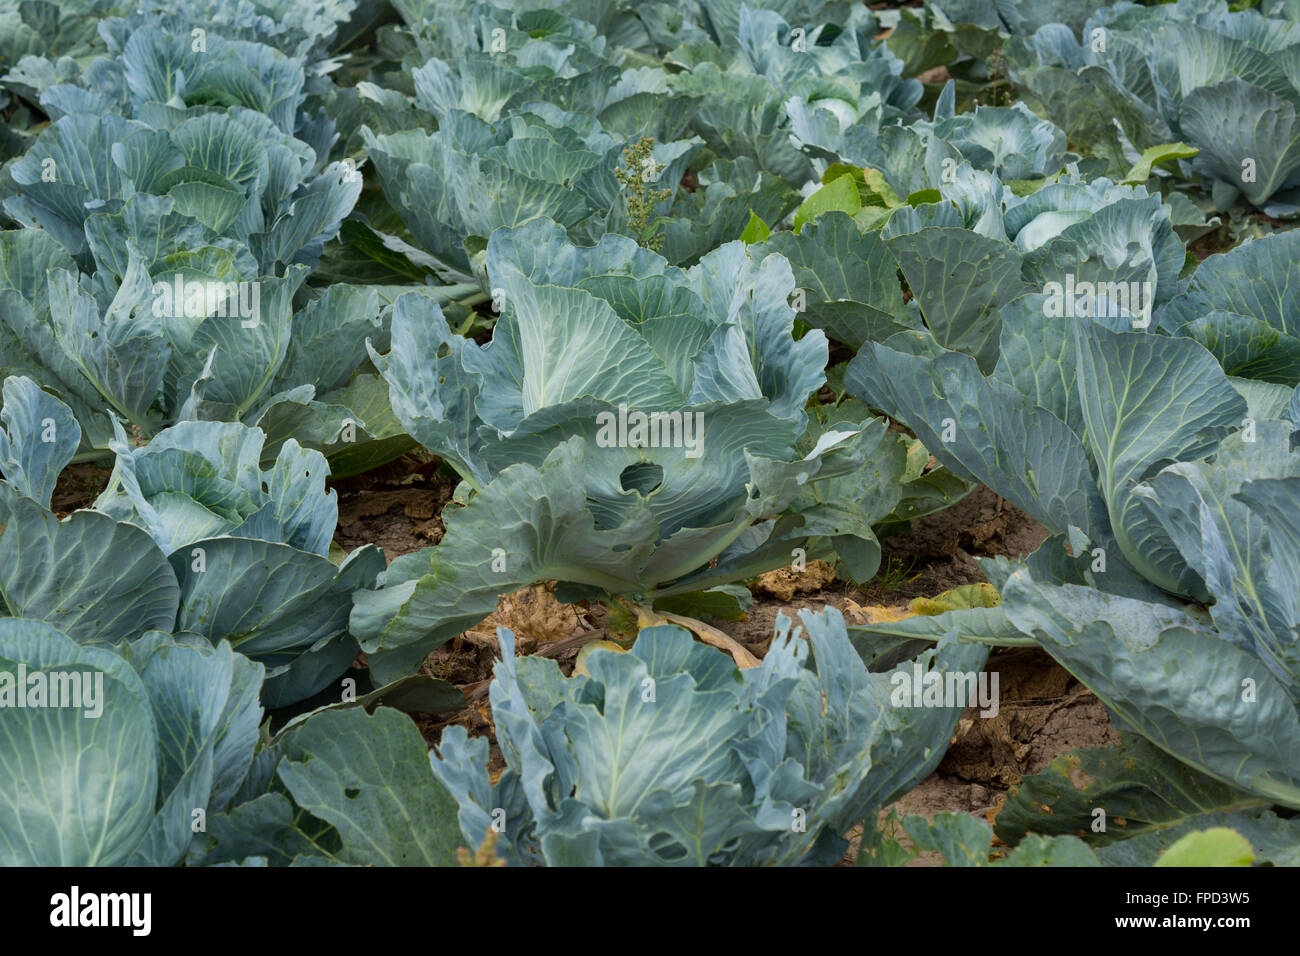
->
[573,639,626,676]
[843,599,912,625]
[754,559,836,601]
[463,583,583,651]
[844,582,999,625]
[641,607,761,669]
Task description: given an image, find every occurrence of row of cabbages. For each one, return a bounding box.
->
[0,369,994,865]
[0,0,1298,865]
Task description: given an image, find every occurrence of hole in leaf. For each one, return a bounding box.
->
[649,834,689,862]
[619,462,663,495]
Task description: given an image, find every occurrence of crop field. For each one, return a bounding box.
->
[0,0,1297,887]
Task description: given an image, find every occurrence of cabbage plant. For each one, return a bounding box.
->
[0,620,264,865]
[1159,230,1300,389]
[670,5,922,186]
[0,374,383,706]
[847,305,1300,809]
[927,0,1113,37]
[360,4,702,278]
[430,608,987,865]
[1003,414,1300,808]
[875,162,1184,369]
[351,218,931,682]
[0,377,456,863]
[1006,0,1300,213]
[790,74,1070,187]
[0,16,421,474]
[388,0,660,62]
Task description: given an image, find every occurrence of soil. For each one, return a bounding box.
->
[330,451,458,557]
[50,462,113,515]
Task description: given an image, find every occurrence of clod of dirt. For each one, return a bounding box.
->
[422,628,501,688]
[894,485,1049,562]
[331,460,456,559]
[892,775,998,820]
[338,488,440,526]
[753,559,837,601]
[937,648,1120,789]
